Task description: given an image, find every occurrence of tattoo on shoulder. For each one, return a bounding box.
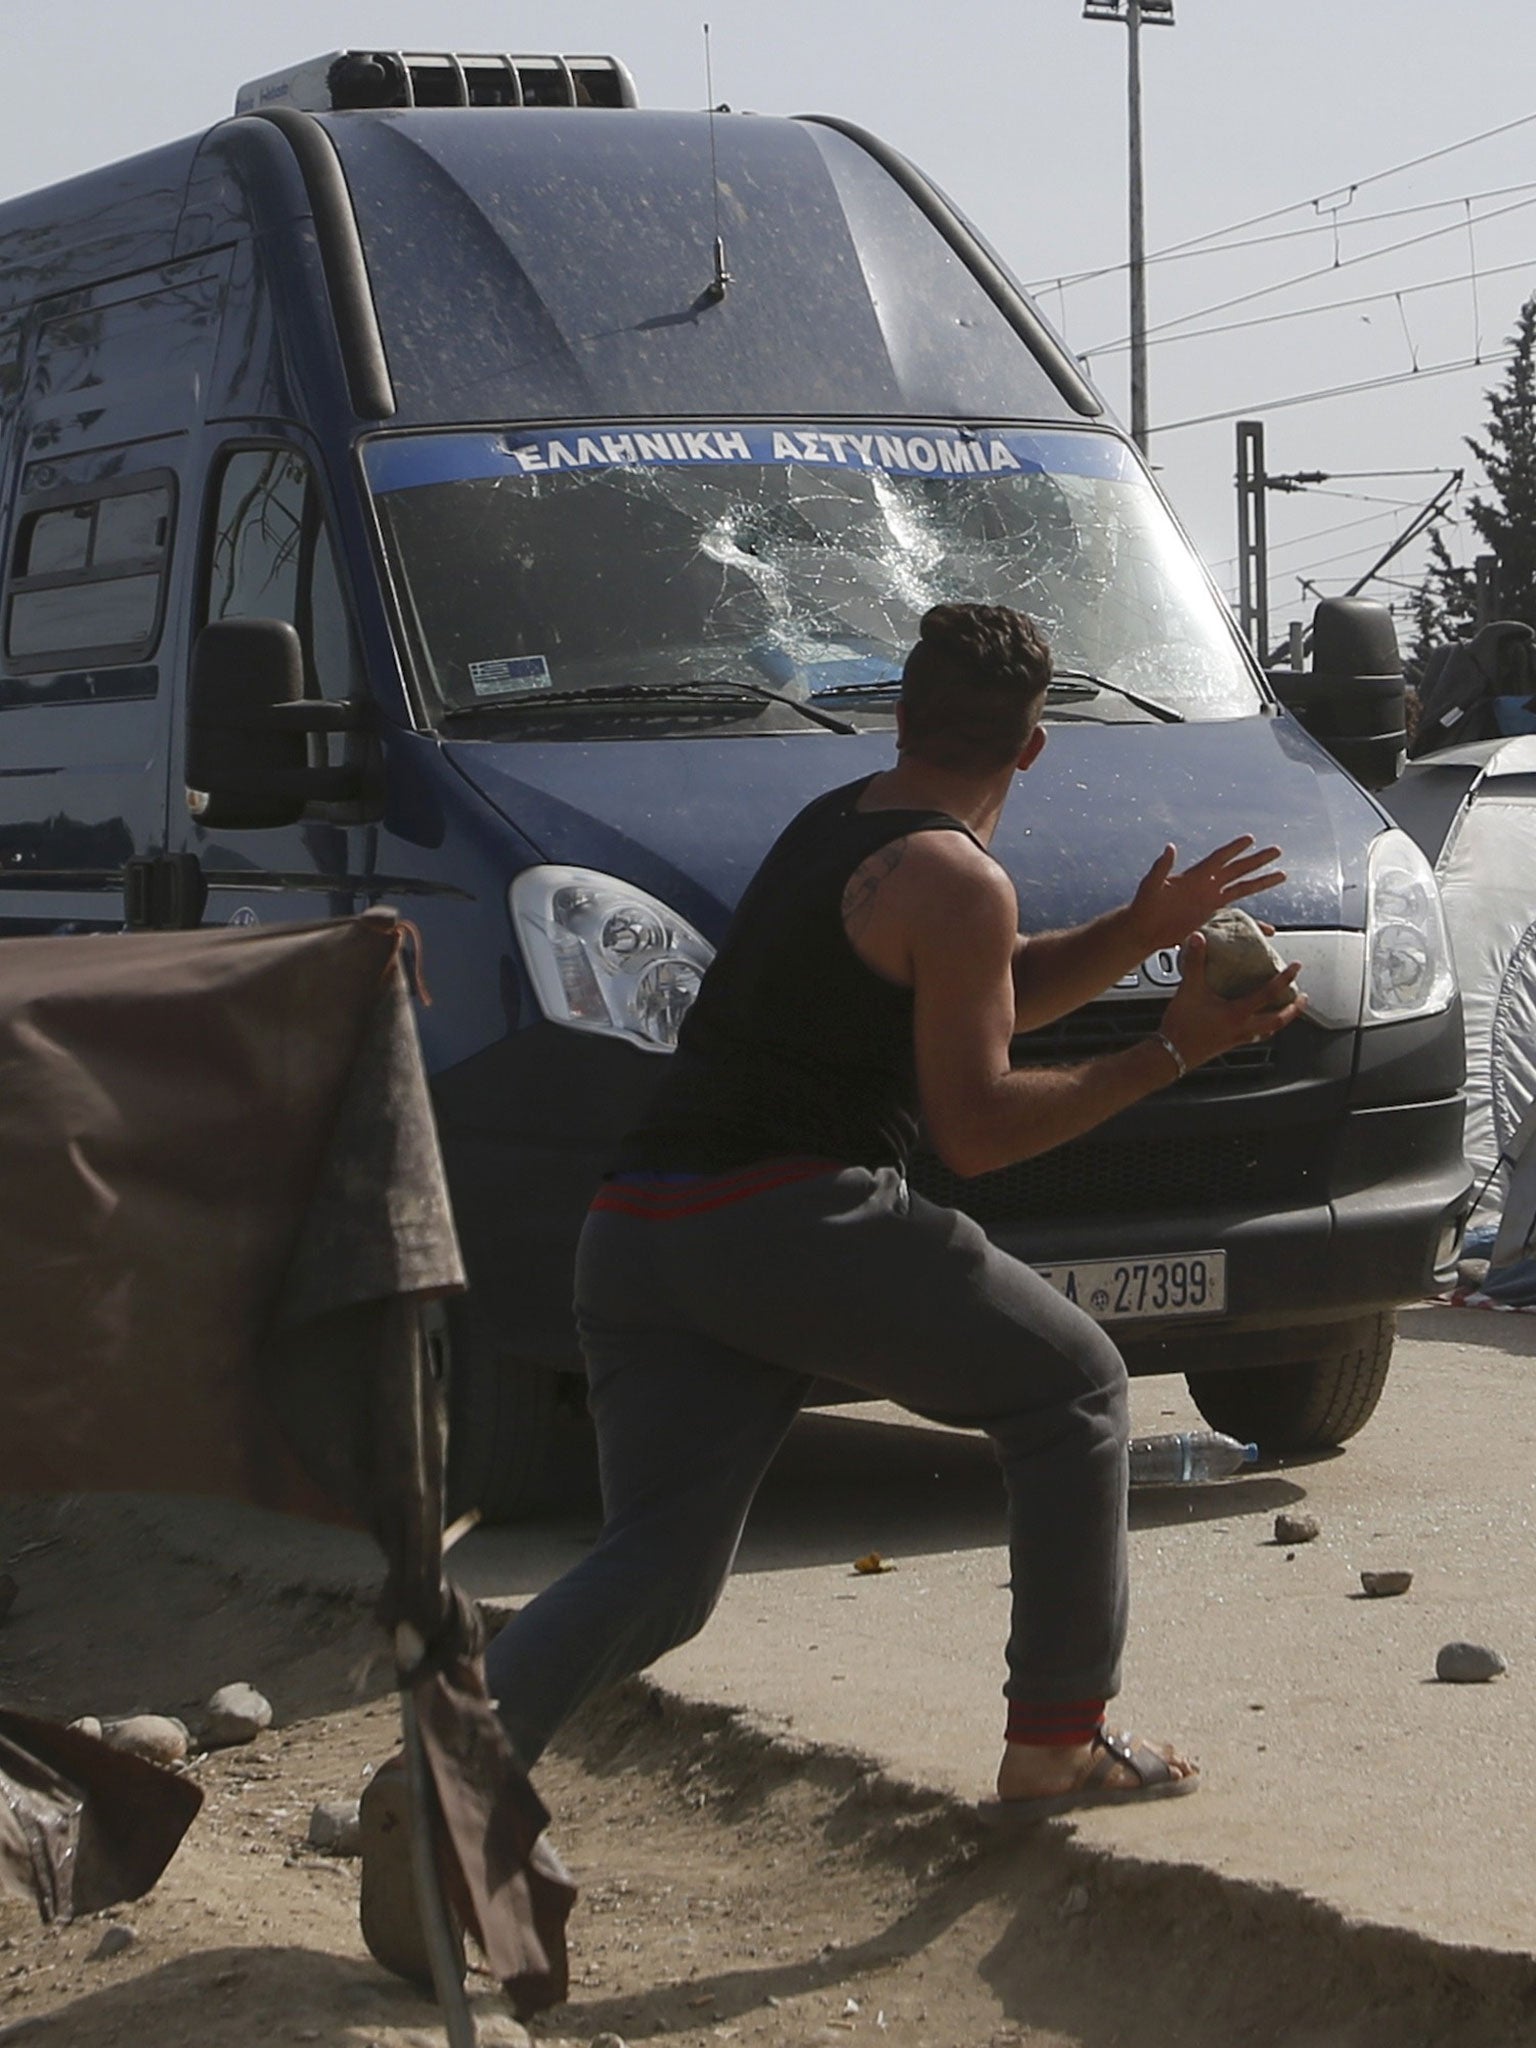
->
[842,841,908,935]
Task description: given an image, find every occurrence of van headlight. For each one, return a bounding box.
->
[1363,829,1456,1024]
[510,866,714,1053]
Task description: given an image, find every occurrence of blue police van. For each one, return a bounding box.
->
[0,50,1470,1515]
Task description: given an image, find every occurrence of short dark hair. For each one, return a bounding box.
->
[899,604,1053,772]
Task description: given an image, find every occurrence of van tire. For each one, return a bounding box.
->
[1184,1311,1395,1452]
[432,1299,594,1523]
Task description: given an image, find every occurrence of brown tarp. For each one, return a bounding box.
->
[0,911,574,2017]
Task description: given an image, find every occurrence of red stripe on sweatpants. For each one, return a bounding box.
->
[1005,1698,1106,1747]
[591,1159,839,1221]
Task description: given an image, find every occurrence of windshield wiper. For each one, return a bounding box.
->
[439,678,858,736]
[1048,669,1184,724]
[815,668,1185,726]
[808,677,903,699]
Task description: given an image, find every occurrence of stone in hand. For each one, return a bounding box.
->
[1199,907,1290,1008]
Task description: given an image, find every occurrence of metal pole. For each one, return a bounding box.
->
[1235,420,1268,657]
[401,1687,479,2048]
[1126,0,1149,455]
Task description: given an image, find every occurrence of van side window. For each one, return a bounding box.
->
[5,477,173,674]
[205,449,360,701]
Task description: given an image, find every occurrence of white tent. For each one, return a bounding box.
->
[1385,735,1536,1275]
[1485,1097,1536,1300]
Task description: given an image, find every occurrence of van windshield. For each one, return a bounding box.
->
[364,424,1260,731]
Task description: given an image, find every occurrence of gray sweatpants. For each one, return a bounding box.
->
[483,1164,1129,1767]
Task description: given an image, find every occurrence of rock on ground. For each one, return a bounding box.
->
[1359,1570,1413,1597]
[199,1682,273,1748]
[100,1716,188,1767]
[306,1798,362,1856]
[87,1925,136,1962]
[1435,1641,1507,1683]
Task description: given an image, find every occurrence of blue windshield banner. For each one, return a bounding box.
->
[363,424,1136,494]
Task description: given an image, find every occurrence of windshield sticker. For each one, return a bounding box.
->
[468,654,552,697]
[363,425,1135,495]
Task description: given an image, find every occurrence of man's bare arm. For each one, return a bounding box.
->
[1010,838,1286,1033]
[873,835,1300,1178]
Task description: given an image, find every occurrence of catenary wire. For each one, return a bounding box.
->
[1085,192,1536,355]
[1155,347,1516,435]
[1083,252,1536,358]
[1030,181,1536,291]
[1210,503,1423,575]
[1028,111,1536,292]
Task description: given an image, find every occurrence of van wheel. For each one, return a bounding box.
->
[429,1299,595,1524]
[1185,1311,1396,1453]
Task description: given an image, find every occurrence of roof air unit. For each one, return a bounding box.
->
[235,51,638,115]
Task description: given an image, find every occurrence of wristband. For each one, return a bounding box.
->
[1153,1031,1187,1080]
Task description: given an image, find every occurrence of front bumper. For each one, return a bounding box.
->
[980,1097,1470,1378]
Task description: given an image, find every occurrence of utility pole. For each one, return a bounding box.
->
[1235,421,1269,657]
[1084,0,1175,458]
[1236,422,1330,658]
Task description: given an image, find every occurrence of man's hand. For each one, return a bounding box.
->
[1158,930,1305,1072]
[1129,838,1286,954]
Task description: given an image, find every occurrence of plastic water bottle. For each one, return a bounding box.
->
[1129,1430,1257,1487]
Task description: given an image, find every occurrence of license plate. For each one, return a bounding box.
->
[1032,1251,1226,1323]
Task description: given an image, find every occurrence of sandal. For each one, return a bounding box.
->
[978,1727,1200,1825]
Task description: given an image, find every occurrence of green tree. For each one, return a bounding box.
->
[1410,296,1536,665]
[1406,525,1476,665]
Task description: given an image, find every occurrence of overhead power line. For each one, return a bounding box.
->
[1211,501,1421,575]
[1157,347,1516,435]
[1083,251,1536,358]
[1028,107,1536,294]
[1030,178,1536,292]
[1303,487,1429,506]
[1085,192,1536,355]
[1269,531,1424,585]
[1268,505,1426,558]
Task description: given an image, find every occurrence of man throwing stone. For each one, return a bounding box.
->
[382,597,1304,1929]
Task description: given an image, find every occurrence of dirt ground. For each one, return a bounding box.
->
[2,1495,1535,2048]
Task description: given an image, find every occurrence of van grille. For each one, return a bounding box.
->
[1012,1000,1275,1081]
[909,1132,1270,1229]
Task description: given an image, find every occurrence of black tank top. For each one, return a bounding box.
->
[614,775,981,1174]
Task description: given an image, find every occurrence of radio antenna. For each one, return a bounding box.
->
[702,23,731,302]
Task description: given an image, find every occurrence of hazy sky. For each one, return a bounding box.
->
[6,1,1533,646]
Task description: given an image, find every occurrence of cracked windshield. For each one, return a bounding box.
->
[365,425,1261,735]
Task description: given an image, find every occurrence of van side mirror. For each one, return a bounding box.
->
[1267,597,1407,792]
[187,618,371,829]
